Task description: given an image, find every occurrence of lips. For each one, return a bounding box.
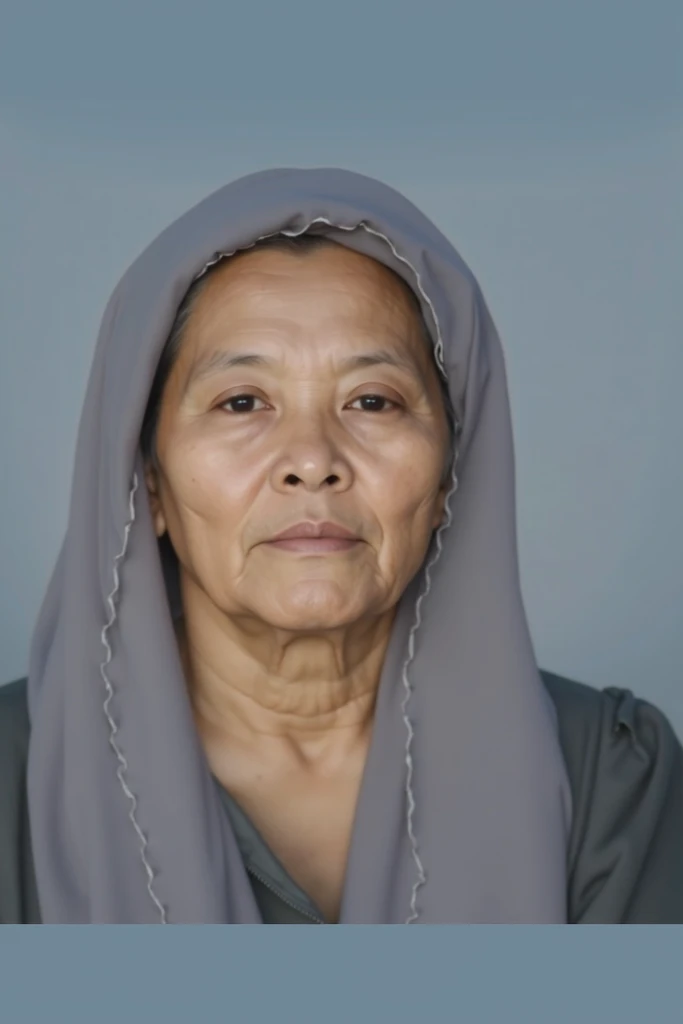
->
[269,520,359,542]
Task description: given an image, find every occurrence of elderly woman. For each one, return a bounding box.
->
[1,168,682,924]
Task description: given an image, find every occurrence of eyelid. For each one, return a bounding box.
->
[346,383,404,403]
[215,385,268,401]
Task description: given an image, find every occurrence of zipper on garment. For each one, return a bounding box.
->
[247,865,325,924]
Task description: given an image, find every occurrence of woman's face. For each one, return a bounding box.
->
[146,244,451,633]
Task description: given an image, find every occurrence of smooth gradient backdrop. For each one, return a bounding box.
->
[1,0,681,735]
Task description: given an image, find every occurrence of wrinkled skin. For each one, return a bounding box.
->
[144,244,451,921]
[146,245,449,649]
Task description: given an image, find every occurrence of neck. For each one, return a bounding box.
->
[175,583,395,764]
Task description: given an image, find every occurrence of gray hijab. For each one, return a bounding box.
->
[27,167,572,923]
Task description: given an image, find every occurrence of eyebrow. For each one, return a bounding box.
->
[185,347,423,391]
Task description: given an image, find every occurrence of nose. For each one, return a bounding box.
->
[269,422,353,494]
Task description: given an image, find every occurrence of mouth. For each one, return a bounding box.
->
[264,520,362,554]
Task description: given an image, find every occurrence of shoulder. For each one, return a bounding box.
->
[541,668,683,923]
[541,666,681,786]
[0,676,40,924]
[0,675,30,720]
[0,676,31,803]
[0,676,30,773]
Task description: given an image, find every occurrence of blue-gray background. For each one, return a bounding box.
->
[1,0,681,735]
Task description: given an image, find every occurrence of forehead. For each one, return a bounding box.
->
[188,244,426,342]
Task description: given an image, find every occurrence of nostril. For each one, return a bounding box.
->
[282,473,341,486]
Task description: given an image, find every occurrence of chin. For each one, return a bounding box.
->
[253,589,369,633]
[237,575,386,632]
[257,607,362,633]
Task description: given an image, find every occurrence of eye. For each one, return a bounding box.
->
[347,393,400,413]
[219,393,269,413]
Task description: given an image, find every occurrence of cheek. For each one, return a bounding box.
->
[370,452,443,549]
[163,440,257,520]
[158,440,261,575]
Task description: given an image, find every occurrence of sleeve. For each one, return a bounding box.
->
[568,686,683,924]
